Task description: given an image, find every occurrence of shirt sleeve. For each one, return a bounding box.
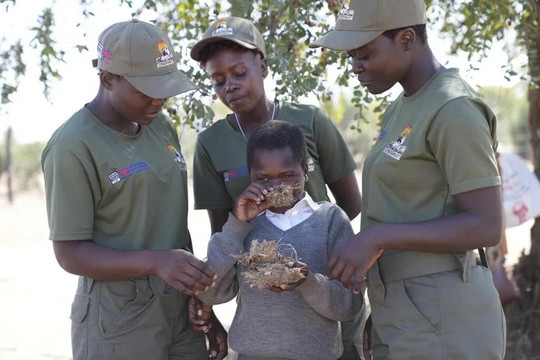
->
[197,213,253,305]
[192,136,234,210]
[312,108,357,184]
[296,206,364,321]
[428,97,501,195]
[42,144,97,241]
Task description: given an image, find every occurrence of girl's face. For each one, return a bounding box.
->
[250,147,306,212]
[204,47,268,114]
[347,33,410,95]
[107,74,166,126]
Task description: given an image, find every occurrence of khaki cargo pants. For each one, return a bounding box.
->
[368,253,506,360]
[70,276,207,360]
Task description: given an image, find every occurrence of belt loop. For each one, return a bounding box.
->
[132,278,153,304]
[460,251,474,282]
[368,260,386,304]
[84,277,95,294]
[149,275,166,296]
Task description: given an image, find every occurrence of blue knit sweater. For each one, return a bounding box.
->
[198,202,365,360]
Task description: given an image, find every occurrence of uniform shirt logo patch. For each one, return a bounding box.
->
[108,161,150,185]
[167,144,187,170]
[223,166,248,182]
[383,125,412,160]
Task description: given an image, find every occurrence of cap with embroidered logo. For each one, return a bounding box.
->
[309,0,426,51]
[94,19,197,99]
[190,17,266,61]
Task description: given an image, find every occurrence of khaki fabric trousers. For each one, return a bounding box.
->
[70,276,207,360]
[340,300,370,360]
[368,264,506,360]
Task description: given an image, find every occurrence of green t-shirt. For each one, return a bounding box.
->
[193,102,357,210]
[361,68,501,231]
[42,107,190,251]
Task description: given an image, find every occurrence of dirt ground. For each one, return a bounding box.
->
[0,184,237,360]
[0,183,533,359]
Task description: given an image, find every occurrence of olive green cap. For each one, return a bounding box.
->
[309,0,426,51]
[190,17,266,61]
[94,19,197,99]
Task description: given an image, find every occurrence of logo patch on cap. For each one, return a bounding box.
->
[97,42,113,65]
[338,0,354,20]
[156,41,174,68]
[212,19,233,36]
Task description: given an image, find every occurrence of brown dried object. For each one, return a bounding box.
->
[264,183,301,208]
[232,240,306,289]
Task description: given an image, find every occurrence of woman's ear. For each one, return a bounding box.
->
[399,28,415,51]
[99,71,115,90]
[261,58,269,78]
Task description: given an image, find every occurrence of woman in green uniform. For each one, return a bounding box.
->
[310,0,506,359]
[190,16,368,360]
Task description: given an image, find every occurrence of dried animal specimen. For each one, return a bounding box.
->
[264,183,301,208]
[233,240,306,289]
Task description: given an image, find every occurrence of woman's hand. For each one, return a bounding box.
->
[327,226,383,292]
[188,297,228,359]
[154,249,216,295]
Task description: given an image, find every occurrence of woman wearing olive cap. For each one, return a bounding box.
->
[42,20,215,360]
[189,16,369,360]
[310,0,505,359]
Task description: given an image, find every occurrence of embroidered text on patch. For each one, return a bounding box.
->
[338,0,355,20]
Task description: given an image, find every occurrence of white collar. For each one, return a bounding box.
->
[265,192,320,218]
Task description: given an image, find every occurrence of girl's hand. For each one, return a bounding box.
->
[269,261,309,293]
[188,296,213,333]
[234,183,272,222]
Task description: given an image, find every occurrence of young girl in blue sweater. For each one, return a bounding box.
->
[196,120,365,360]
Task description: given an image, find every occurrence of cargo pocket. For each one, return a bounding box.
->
[401,276,441,334]
[100,278,155,339]
[70,294,90,360]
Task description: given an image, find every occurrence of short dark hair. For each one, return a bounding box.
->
[246,120,307,172]
[198,40,262,67]
[382,24,427,44]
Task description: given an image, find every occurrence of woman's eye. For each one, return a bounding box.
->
[234,70,247,78]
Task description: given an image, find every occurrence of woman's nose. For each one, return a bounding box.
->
[151,98,166,106]
[225,80,239,92]
[268,178,283,188]
[351,59,364,75]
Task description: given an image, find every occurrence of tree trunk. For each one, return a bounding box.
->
[6,126,13,204]
[504,21,540,359]
[530,86,540,276]
[527,10,540,286]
